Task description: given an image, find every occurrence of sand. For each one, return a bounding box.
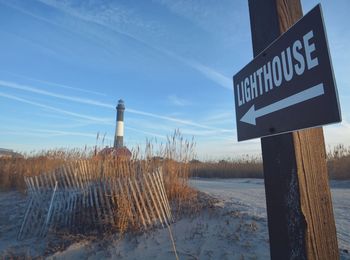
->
[1,178,349,259]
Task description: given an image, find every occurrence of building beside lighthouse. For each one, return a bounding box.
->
[98,99,131,159]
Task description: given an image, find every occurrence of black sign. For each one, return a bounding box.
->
[233,4,341,141]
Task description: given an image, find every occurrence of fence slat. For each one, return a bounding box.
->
[155,170,172,221]
[146,172,168,226]
[139,175,157,225]
[40,181,58,237]
[132,177,152,226]
[142,174,164,228]
[128,178,147,229]
[102,180,115,224]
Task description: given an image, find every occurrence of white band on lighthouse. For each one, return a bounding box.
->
[117,121,124,137]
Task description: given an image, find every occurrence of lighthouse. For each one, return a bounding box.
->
[98,99,131,159]
[114,99,125,148]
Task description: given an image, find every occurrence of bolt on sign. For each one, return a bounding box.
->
[233,4,341,141]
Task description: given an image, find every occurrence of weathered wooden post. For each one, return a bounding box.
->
[233,0,340,259]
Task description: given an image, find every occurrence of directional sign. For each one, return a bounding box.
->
[233,4,341,141]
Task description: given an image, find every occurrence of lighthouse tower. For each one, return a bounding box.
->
[114,99,125,148]
[98,99,131,159]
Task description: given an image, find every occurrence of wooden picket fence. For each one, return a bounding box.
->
[18,160,172,240]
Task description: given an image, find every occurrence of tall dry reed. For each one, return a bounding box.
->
[0,130,199,232]
[0,148,93,191]
[190,144,350,180]
[327,144,350,180]
[190,155,263,179]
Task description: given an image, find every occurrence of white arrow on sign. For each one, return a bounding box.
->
[240,83,325,125]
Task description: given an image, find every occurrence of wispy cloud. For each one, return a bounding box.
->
[0,79,232,132]
[153,0,249,40]
[203,111,234,122]
[0,0,120,61]
[34,0,232,90]
[0,93,168,141]
[187,60,232,89]
[0,113,94,129]
[0,127,112,140]
[35,0,153,49]
[0,29,59,57]
[156,48,232,90]
[201,111,235,127]
[0,79,113,109]
[181,128,232,137]
[168,95,191,106]
[127,108,231,132]
[0,91,112,123]
[0,130,54,138]
[3,0,233,90]
[125,126,166,139]
[34,128,110,139]
[1,70,106,96]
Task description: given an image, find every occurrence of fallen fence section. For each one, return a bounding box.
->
[18,160,172,240]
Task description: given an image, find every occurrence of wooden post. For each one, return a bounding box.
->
[247,0,339,259]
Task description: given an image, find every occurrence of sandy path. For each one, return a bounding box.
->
[190,178,350,257]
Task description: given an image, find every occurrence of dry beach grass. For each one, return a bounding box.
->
[0,131,199,237]
[327,144,350,180]
[190,144,350,180]
[190,155,263,179]
[1,141,350,194]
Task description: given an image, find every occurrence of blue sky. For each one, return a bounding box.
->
[0,0,349,159]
